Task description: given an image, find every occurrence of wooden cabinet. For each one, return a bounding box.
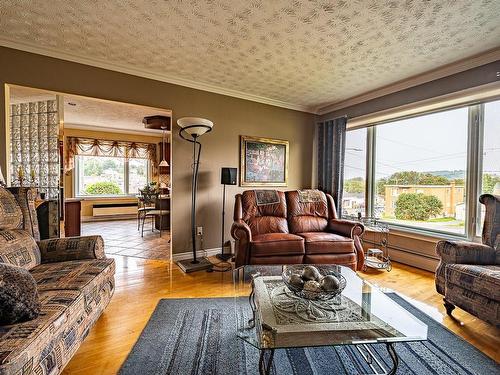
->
[65,199,82,237]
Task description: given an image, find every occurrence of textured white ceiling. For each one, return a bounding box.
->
[1,1,499,112]
[9,85,171,134]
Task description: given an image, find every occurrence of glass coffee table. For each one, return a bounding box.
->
[233,265,428,375]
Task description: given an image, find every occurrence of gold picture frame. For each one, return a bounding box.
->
[240,135,289,186]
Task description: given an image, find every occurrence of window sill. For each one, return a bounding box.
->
[73,195,138,201]
[378,221,475,242]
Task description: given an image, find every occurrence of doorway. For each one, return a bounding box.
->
[5,84,173,261]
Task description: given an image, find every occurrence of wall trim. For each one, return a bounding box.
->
[316,48,500,115]
[172,247,224,262]
[64,123,166,136]
[2,40,498,117]
[0,39,315,114]
[347,81,500,129]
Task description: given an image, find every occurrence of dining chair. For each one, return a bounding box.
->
[141,194,170,238]
[137,190,156,231]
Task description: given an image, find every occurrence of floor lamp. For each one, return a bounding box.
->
[216,167,237,261]
[176,117,214,273]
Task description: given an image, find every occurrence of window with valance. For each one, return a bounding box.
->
[65,137,158,175]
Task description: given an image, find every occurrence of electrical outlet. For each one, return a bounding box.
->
[196,226,203,236]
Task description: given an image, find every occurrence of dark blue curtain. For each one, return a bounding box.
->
[317,117,347,217]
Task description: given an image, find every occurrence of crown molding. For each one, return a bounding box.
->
[2,38,498,117]
[64,123,166,136]
[0,38,316,114]
[316,47,500,115]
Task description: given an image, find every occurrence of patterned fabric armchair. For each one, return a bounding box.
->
[435,194,500,326]
[0,187,115,375]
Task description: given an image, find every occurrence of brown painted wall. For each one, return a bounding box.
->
[0,47,315,254]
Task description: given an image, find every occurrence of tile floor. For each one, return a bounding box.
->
[81,219,170,260]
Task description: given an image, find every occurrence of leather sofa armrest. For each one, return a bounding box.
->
[328,219,365,238]
[231,220,252,241]
[328,219,365,271]
[231,220,252,268]
[436,240,496,265]
[38,235,106,263]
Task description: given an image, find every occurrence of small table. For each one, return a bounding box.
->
[233,265,428,375]
[344,216,392,272]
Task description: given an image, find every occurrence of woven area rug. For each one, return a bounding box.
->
[119,294,499,374]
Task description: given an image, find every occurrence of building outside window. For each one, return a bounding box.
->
[75,155,149,197]
[374,107,468,235]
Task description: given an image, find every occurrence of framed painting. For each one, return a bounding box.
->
[240,135,289,186]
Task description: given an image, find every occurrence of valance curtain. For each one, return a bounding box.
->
[10,100,59,198]
[65,137,158,175]
[317,116,347,217]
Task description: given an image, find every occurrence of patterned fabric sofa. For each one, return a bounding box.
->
[0,187,115,375]
[435,194,499,326]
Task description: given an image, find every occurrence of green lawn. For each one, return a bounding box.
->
[427,217,456,222]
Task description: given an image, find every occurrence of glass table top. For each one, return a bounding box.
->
[233,265,428,350]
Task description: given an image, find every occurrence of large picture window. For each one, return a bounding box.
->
[342,97,499,238]
[75,155,149,197]
[343,128,367,217]
[374,107,468,234]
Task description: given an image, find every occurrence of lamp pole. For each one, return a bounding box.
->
[190,134,200,263]
[176,118,214,273]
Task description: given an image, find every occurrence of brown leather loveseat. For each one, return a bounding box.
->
[231,189,365,270]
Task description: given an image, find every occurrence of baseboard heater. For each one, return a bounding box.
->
[92,202,138,217]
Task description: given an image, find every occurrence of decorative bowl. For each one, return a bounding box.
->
[282,265,346,301]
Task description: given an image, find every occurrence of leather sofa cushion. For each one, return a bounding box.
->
[241,190,287,220]
[247,216,289,236]
[241,190,289,236]
[445,264,500,302]
[298,232,355,254]
[251,233,305,257]
[286,190,330,233]
[288,216,328,234]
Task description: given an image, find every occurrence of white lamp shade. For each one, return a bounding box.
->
[159,159,169,167]
[177,117,214,137]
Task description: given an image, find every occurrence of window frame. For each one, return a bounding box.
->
[348,99,498,241]
[74,155,150,198]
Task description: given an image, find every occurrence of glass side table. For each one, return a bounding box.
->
[344,215,392,272]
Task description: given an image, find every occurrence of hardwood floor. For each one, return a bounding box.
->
[63,256,499,374]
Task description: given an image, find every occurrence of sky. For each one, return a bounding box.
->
[344,99,500,181]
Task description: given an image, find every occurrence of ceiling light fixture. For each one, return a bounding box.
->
[142,115,171,168]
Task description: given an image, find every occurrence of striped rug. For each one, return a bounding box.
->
[119,294,499,374]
